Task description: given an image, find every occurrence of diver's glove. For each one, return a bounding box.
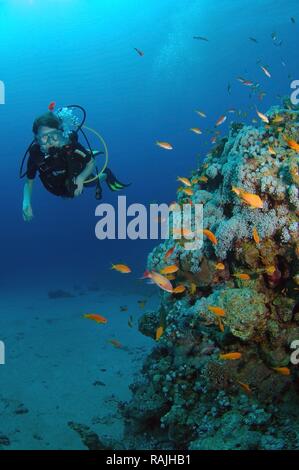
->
[103,168,131,192]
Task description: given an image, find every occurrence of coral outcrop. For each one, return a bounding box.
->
[123,100,299,450]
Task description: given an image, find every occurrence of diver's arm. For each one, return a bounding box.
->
[74,158,95,197]
[22,178,34,222]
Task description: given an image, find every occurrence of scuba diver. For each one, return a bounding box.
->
[21,104,129,222]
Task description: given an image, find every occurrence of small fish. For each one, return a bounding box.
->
[128,315,133,328]
[189,282,197,295]
[218,317,225,332]
[108,339,123,349]
[216,115,227,126]
[233,273,251,280]
[272,367,291,376]
[143,270,173,293]
[172,227,193,238]
[190,127,202,134]
[227,83,232,95]
[291,17,296,24]
[156,141,173,150]
[285,138,299,152]
[232,187,264,209]
[195,110,207,118]
[249,37,258,43]
[120,305,128,312]
[164,245,176,259]
[198,175,208,183]
[134,47,144,56]
[48,101,56,111]
[271,115,284,124]
[253,227,260,244]
[265,266,276,275]
[219,352,242,360]
[137,299,147,309]
[202,229,218,245]
[208,306,225,317]
[83,314,108,324]
[237,381,252,394]
[111,263,132,274]
[172,285,186,294]
[160,264,179,275]
[215,262,225,270]
[193,36,209,41]
[211,136,217,144]
[255,107,269,123]
[156,326,164,340]
[228,108,236,113]
[165,274,176,280]
[268,146,276,155]
[182,188,194,196]
[177,176,192,187]
[260,65,271,78]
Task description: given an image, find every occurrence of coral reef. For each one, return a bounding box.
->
[122,101,299,450]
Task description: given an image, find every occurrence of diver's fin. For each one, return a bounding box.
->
[104,168,131,192]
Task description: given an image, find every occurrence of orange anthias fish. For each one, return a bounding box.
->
[256,107,269,124]
[232,187,264,209]
[164,245,176,259]
[219,352,242,360]
[156,141,173,150]
[172,227,193,238]
[160,264,179,275]
[216,115,227,126]
[237,381,252,394]
[285,139,299,152]
[272,367,291,376]
[177,176,192,187]
[83,314,108,324]
[218,317,225,332]
[234,273,251,280]
[48,101,56,111]
[268,146,276,155]
[208,306,225,317]
[253,227,260,244]
[172,284,186,294]
[260,65,271,78]
[156,326,164,340]
[215,262,225,270]
[143,270,173,293]
[190,127,202,134]
[198,175,208,183]
[111,263,132,274]
[183,188,194,196]
[202,229,218,245]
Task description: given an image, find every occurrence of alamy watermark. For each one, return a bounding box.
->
[0,340,5,365]
[95,196,203,251]
[290,80,299,105]
[290,340,299,365]
[0,80,5,104]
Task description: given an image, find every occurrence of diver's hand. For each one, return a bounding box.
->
[23,204,34,222]
[74,176,84,197]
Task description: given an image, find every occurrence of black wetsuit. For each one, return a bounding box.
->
[26,132,92,197]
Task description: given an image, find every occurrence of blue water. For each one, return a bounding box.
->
[0,0,298,449]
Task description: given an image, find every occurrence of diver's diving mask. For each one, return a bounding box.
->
[37,129,63,146]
